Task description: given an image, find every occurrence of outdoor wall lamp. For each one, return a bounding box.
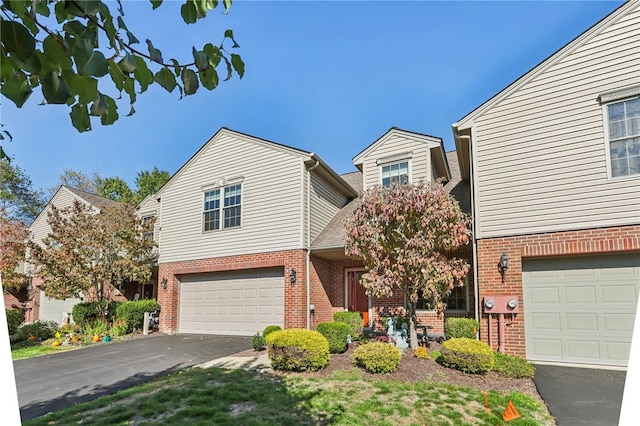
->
[289,269,297,285]
[498,252,509,282]
[161,278,168,289]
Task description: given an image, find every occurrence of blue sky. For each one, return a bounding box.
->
[1,0,625,193]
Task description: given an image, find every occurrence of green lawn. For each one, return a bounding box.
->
[11,340,80,360]
[23,366,555,426]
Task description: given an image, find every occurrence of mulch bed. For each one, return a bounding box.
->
[231,342,542,401]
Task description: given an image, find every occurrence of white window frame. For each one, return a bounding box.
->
[599,86,640,180]
[202,183,242,232]
[379,159,411,187]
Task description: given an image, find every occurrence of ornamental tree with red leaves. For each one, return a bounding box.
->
[344,180,471,349]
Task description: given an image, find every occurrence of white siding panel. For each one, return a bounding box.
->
[473,6,640,238]
[159,133,305,263]
[30,189,83,245]
[309,172,348,243]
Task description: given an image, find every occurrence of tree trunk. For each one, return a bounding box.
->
[406,295,419,350]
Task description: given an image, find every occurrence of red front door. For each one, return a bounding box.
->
[347,270,369,326]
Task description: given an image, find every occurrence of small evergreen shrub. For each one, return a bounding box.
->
[333,311,364,341]
[115,299,160,332]
[16,320,58,341]
[266,328,329,372]
[440,337,494,374]
[72,301,121,326]
[430,350,442,360]
[414,346,430,359]
[352,342,402,373]
[316,322,350,353]
[444,318,479,340]
[262,325,282,338]
[252,331,266,351]
[493,351,535,378]
[6,309,24,335]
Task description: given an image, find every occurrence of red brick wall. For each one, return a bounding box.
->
[157,249,307,334]
[477,224,640,357]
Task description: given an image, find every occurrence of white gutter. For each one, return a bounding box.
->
[306,158,320,330]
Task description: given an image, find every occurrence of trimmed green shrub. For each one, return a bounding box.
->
[440,337,494,374]
[6,309,24,335]
[16,320,58,341]
[252,332,266,351]
[316,322,350,353]
[266,328,329,372]
[352,342,402,373]
[493,351,535,378]
[444,317,479,340]
[429,350,442,360]
[333,311,364,341]
[72,301,121,326]
[262,325,282,338]
[115,299,160,332]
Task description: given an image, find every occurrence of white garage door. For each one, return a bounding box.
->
[179,268,284,336]
[523,253,640,367]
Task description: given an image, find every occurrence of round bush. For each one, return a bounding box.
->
[352,342,402,373]
[444,318,479,340]
[316,322,350,353]
[262,325,282,338]
[333,311,364,341]
[266,328,329,372]
[115,299,160,332]
[6,309,25,335]
[440,337,494,374]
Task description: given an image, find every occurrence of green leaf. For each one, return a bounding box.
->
[65,72,98,104]
[63,20,96,45]
[181,1,197,24]
[146,39,164,64]
[108,60,126,91]
[35,1,51,17]
[116,16,129,31]
[75,0,101,16]
[170,59,181,76]
[70,103,91,132]
[132,56,154,92]
[14,52,41,74]
[199,67,218,90]
[192,47,209,72]
[231,53,244,78]
[54,1,68,24]
[123,75,137,104]
[103,16,118,48]
[1,74,33,108]
[181,68,199,95]
[73,39,108,77]
[203,43,221,68]
[224,29,240,48]
[223,0,232,12]
[42,71,72,104]
[127,104,136,117]
[125,30,140,45]
[42,35,73,71]
[154,67,176,93]
[0,146,9,161]
[222,55,233,81]
[101,95,119,125]
[1,20,36,61]
[90,93,109,117]
[118,54,137,73]
[150,0,163,10]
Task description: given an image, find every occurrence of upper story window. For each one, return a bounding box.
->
[203,184,242,232]
[141,215,154,240]
[603,93,640,178]
[381,161,409,186]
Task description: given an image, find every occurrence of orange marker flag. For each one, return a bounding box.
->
[502,400,521,421]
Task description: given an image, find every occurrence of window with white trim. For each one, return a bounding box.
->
[203,184,242,231]
[606,96,640,178]
[381,161,409,186]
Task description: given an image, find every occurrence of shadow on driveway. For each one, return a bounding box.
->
[533,364,626,426]
[14,334,251,421]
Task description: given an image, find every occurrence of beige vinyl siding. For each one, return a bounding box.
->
[158,133,305,263]
[309,172,349,244]
[472,6,640,238]
[137,196,160,244]
[361,134,431,189]
[29,188,91,245]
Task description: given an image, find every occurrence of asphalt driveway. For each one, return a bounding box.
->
[13,333,251,421]
[533,364,627,426]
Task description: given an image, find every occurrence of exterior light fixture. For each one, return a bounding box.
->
[289,269,297,285]
[161,278,168,289]
[498,252,509,282]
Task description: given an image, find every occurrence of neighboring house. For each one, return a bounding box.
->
[452,1,640,367]
[154,127,472,337]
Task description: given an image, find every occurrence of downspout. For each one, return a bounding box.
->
[306,158,320,330]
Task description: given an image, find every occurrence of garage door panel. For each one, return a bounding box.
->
[524,253,640,366]
[179,267,284,336]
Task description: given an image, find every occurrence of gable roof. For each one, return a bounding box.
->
[155,127,358,199]
[352,127,451,181]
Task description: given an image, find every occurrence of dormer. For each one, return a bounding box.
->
[352,128,450,190]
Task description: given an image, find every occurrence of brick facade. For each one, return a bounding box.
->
[157,249,307,334]
[477,224,640,357]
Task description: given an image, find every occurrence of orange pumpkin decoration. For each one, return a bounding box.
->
[28,335,37,341]
[71,335,79,343]
[92,334,100,342]
[51,341,61,347]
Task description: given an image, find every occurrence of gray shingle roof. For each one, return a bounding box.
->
[64,186,119,209]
